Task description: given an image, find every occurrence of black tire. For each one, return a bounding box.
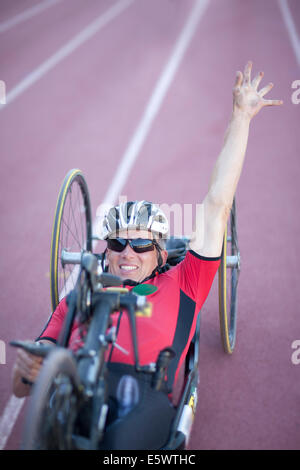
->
[50,169,92,312]
[21,348,81,450]
[218,197,241,354]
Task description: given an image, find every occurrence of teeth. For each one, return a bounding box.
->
[120,265,137,271]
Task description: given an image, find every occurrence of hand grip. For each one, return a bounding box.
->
[10,340,51,358]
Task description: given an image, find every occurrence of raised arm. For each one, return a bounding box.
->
[190,61,283,257]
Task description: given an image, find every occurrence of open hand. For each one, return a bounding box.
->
[233,61,283,119]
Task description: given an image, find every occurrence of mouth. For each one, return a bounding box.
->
[119,264,139,273]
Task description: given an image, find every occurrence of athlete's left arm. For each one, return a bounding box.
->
[190,61,283,257]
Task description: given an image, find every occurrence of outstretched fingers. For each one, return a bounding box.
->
[252,71,264,90]
[259,82,274,97]
[259,81,283,106]
[234,70,243,89]
[243,61,252,85]
[233,61,283,114]
[263,99,283,106]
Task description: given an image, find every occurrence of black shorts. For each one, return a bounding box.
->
[97,363,176,450]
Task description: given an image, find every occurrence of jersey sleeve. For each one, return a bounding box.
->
[175,249,221,305]
[36,297,68,343]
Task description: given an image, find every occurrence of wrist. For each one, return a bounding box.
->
[232,107,251,123]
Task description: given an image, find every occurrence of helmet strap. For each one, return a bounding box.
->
[155,244,163,267]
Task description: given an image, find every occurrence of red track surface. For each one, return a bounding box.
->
[0,0,299,450]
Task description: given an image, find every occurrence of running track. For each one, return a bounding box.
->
[0,0,299,450]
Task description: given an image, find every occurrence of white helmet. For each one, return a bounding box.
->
[101,200,169,240]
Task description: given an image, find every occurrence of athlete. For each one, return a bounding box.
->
[12,62,282,448]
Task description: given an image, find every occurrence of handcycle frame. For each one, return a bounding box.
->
[13,168,240,450]
[16,251,200,450]
[62,252,201,450]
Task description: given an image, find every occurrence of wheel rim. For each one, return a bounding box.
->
[22,349,80,450]
[35,373,78,449]
[218,198,240,354]
[50,169,92,312]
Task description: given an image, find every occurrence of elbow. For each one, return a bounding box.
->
[205,190,232,224]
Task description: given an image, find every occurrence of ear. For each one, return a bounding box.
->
[160,249,168,266]
[104,248,111,269]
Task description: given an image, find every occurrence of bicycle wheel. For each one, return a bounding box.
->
[21,348,81,450]
[50,169,92,312]
[218,197,241,354]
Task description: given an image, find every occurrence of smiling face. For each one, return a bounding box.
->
[106,229,168,282]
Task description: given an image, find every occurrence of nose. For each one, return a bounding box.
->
[121,242,136,258]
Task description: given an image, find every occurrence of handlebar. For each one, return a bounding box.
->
[11,250,172,394]
[10,340,53,358]
[10,340,54,387]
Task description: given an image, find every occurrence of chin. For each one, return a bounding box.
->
[124,275,141,283]
[118,271,140,282]
[108,265,144,283]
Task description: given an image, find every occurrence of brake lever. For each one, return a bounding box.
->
[10,340,52,358]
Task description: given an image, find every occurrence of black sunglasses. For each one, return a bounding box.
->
[107,238,159,254]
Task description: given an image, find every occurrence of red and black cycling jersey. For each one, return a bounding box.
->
[38,250,220,388]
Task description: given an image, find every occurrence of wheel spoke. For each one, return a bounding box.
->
[61,215,82,250]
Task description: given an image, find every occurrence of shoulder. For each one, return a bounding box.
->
[186,249,221,263]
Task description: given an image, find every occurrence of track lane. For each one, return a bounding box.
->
[0,0,132,94]
[0,0,62,34]
[0,0,41,23]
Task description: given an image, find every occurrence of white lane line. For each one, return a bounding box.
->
[94,0,210,236]
[0,0,62,34]
[2,0,135,108]
[278,0,300,67]
[0,396,25,450]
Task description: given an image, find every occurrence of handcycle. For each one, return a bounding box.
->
[11,168,241,450]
